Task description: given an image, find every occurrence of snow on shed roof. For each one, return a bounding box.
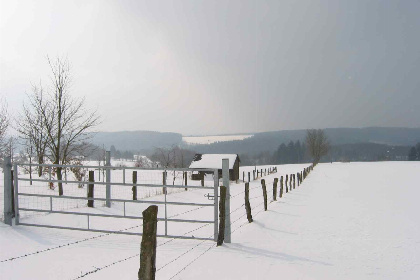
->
[189,154,238,169]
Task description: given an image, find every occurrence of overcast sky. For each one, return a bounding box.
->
[1,0,419,136]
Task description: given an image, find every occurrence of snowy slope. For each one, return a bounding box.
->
[1,162,419,279]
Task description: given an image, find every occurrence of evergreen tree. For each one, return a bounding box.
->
[408,147,417,161]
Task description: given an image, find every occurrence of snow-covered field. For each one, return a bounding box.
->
[183,134,253,145]
[1,162,419,279]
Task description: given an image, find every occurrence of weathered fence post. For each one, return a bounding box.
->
[222,159,231,243]
[184,171,188,191]
[105,151,111,208]
[285,174,289,193]
[3,156,13,225]
[138,205,158,280]
[88,171,94,208]
[243,171,245,182]
[297,173,300,186]
[289,174,293,191]
[261,179,267,211]
[253,170,255,180]
[273,178,278,201]
[132,171,137,200]
[257,170,259,178]
[293,174,296,189]
[244,183,253,223]
[217,186,227,246]
[279,176,284,198]
[248,172,250,183]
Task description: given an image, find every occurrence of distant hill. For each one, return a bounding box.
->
[89,131,182,151]
[88,127,420,155]
[188,127,420,155]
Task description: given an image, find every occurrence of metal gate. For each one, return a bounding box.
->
[4,157,220,241]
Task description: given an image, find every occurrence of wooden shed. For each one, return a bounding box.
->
[189,154,240,181]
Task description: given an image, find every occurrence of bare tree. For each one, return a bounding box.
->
[20,57,100,195]
[0,99,9,158]
[305,129,330,164]
[17,83,49,176]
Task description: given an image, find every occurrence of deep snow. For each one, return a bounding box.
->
[1,162,419,279]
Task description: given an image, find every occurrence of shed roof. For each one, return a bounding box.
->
[189,154,239,169]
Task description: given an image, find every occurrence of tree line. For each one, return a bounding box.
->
[408,143,420,161]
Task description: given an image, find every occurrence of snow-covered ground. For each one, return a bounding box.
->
[1,162,419,279]
[183,134,253,145]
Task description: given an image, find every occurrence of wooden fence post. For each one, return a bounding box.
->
[248,172,250,183]
[257,170,259,178]
[273,178,278,201]
[261,179,267,211]
[138,205,158,280]
[217,186,227,246]
[243,171,245,182]
[132,171,137,200]
[293,174,296,189]
[279,176,283,198]
[184,172,188,191]
[289,174,293,191]
[253,170,255,180]
[244,183,253,223]
[88,171,94,207]
[285,174,289,193]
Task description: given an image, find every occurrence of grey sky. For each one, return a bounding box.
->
[1,0,419,135]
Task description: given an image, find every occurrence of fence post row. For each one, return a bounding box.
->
[3,157,13,226]
[105,151,111,208]
[138,205,158,280]
[222,159,231,243]
[244,183,253,223]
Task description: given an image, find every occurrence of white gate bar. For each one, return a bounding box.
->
[17,177,214,190]
[17,193,214,207]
